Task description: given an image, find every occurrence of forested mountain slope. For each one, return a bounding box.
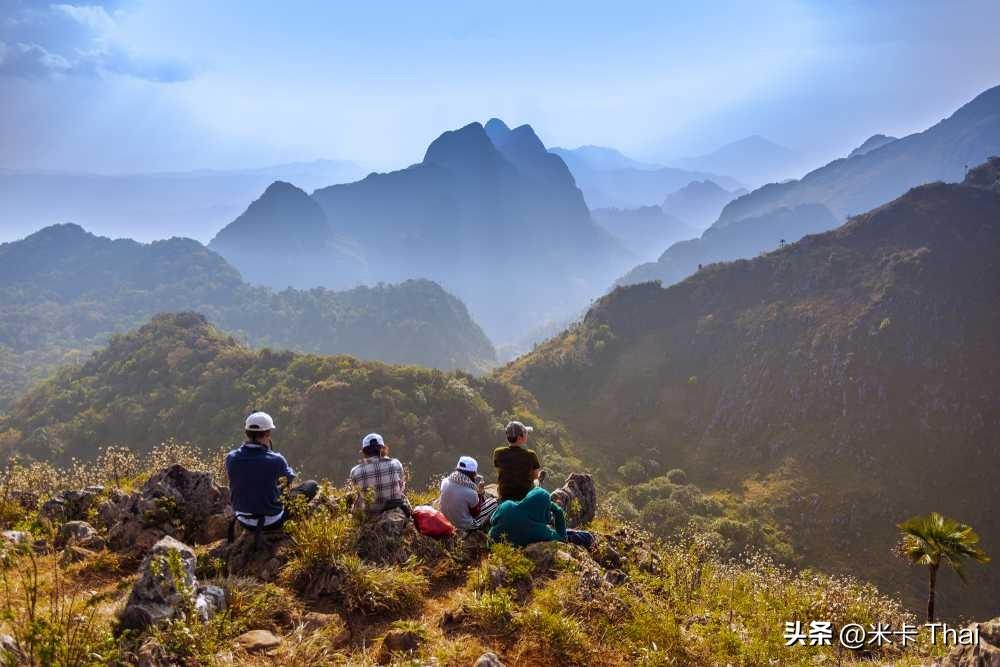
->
[505,160,1000,616]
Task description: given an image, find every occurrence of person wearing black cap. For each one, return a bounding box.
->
[493,420,544,503]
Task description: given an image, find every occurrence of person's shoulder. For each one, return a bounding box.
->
[224,446,241,459]
[389,458,403,470]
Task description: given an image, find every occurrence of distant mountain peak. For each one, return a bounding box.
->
[422,122,504,172]
[484,118,512,144]
[848,134,898,158]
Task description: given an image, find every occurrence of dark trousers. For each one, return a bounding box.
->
[228,480,319,541]
[565,529,594,549]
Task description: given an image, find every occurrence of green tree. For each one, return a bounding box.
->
[898,512,990,622]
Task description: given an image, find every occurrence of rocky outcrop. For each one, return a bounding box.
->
[100,465,230,554]
[119,536,225,631]
[550,473,597,528]
[939,618,1000,666]
[474,653,506,667]
[55,520,105,550]
[208,529,291,582]
[356,508,419,565]
[40,485,105,522]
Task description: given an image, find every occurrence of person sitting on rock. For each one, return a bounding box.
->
[493,420,545,503]
[348,433,410,516]
[225,411,318,538]
[488,485,594,549]
[438,456,499,530]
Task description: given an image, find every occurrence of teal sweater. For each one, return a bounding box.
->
[488,486,566,546]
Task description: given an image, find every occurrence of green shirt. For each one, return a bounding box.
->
[492,445,540,502]
[488,486,566,546]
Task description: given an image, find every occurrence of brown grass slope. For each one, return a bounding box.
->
[503,166,1000,618]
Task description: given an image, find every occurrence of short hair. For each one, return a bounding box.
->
[362,443,382,457]
[506,433,519,444]
[245,429,269,443]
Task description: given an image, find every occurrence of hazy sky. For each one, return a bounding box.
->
[2,0,999,174]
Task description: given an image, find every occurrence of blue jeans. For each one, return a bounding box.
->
[565,529,594,549]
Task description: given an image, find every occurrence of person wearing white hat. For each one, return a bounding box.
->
[438,455,499,530]
[224,411,318,539]
[348,432,409,515]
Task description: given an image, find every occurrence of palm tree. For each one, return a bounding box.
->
[898,512,990,622]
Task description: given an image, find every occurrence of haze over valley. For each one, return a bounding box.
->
[2,2,1000,664]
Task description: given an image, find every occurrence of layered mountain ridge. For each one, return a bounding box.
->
[212,119,633,341]
[504,160,1000,616]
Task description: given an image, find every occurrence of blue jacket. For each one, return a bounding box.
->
[225,443,296,517]
[488,486,566,546]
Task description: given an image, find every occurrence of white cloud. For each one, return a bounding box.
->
[0,2,190,82]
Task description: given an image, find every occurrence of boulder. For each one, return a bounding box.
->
[474,652,506,667]
[40,485,105,522]
[1,530,29,546]
[939,617,1000,666]
[236,629,281,652]
[55,520,105,550]
[208,529,291,582]
[377,627,424,664]
[103,465,229,554]
[119,536,225,631]
[550,473,597,528]
[59,545,98,565]
[522,541,577,573]
[356,508,419,565]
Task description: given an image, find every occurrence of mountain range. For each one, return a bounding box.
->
[673,135,805,188]
[0,311,575,488]
[211,119,634,342]
[550,145,742,209]
[0,159,367,244]
[616,85,1000,290]
[713,84,1000,228]
[0,224,496,410]
[504,158,1000,617]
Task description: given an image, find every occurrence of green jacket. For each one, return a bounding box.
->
[488,486,566,546]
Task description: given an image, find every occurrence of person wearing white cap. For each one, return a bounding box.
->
[224,411,318,540]
[438,456,499,530]
[348,432,409,515]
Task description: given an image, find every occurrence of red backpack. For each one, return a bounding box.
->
[412,505,456,538]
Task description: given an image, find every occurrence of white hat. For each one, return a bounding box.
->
[456,456,478,473]
[245,411,276,432]
[362,433,385,449]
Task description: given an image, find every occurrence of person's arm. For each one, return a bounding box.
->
[530,451,541,480]
[550,501,567,540]
[394,459,406,492]
[277,454,296,484]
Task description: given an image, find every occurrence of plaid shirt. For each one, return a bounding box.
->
[348,456,405,512]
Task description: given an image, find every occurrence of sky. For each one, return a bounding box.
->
[1,0,999,174]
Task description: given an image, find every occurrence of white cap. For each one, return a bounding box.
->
[245,411,276,432]
[362,433,385,449]
[456,456,478,473]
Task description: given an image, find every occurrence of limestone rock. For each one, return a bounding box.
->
[377,627,424,664]
[59,545,98,565]
[208,529,291,582]
[939,617,1000,666]
[474,652,506,667]
[119,535,223,631]
[356,508,419,565]
[41,485,105,522]
[103,465,228,554]
[1,531,29,546]
[236,629,281,652]
[550,473,597,528]
[55,520,105,550]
